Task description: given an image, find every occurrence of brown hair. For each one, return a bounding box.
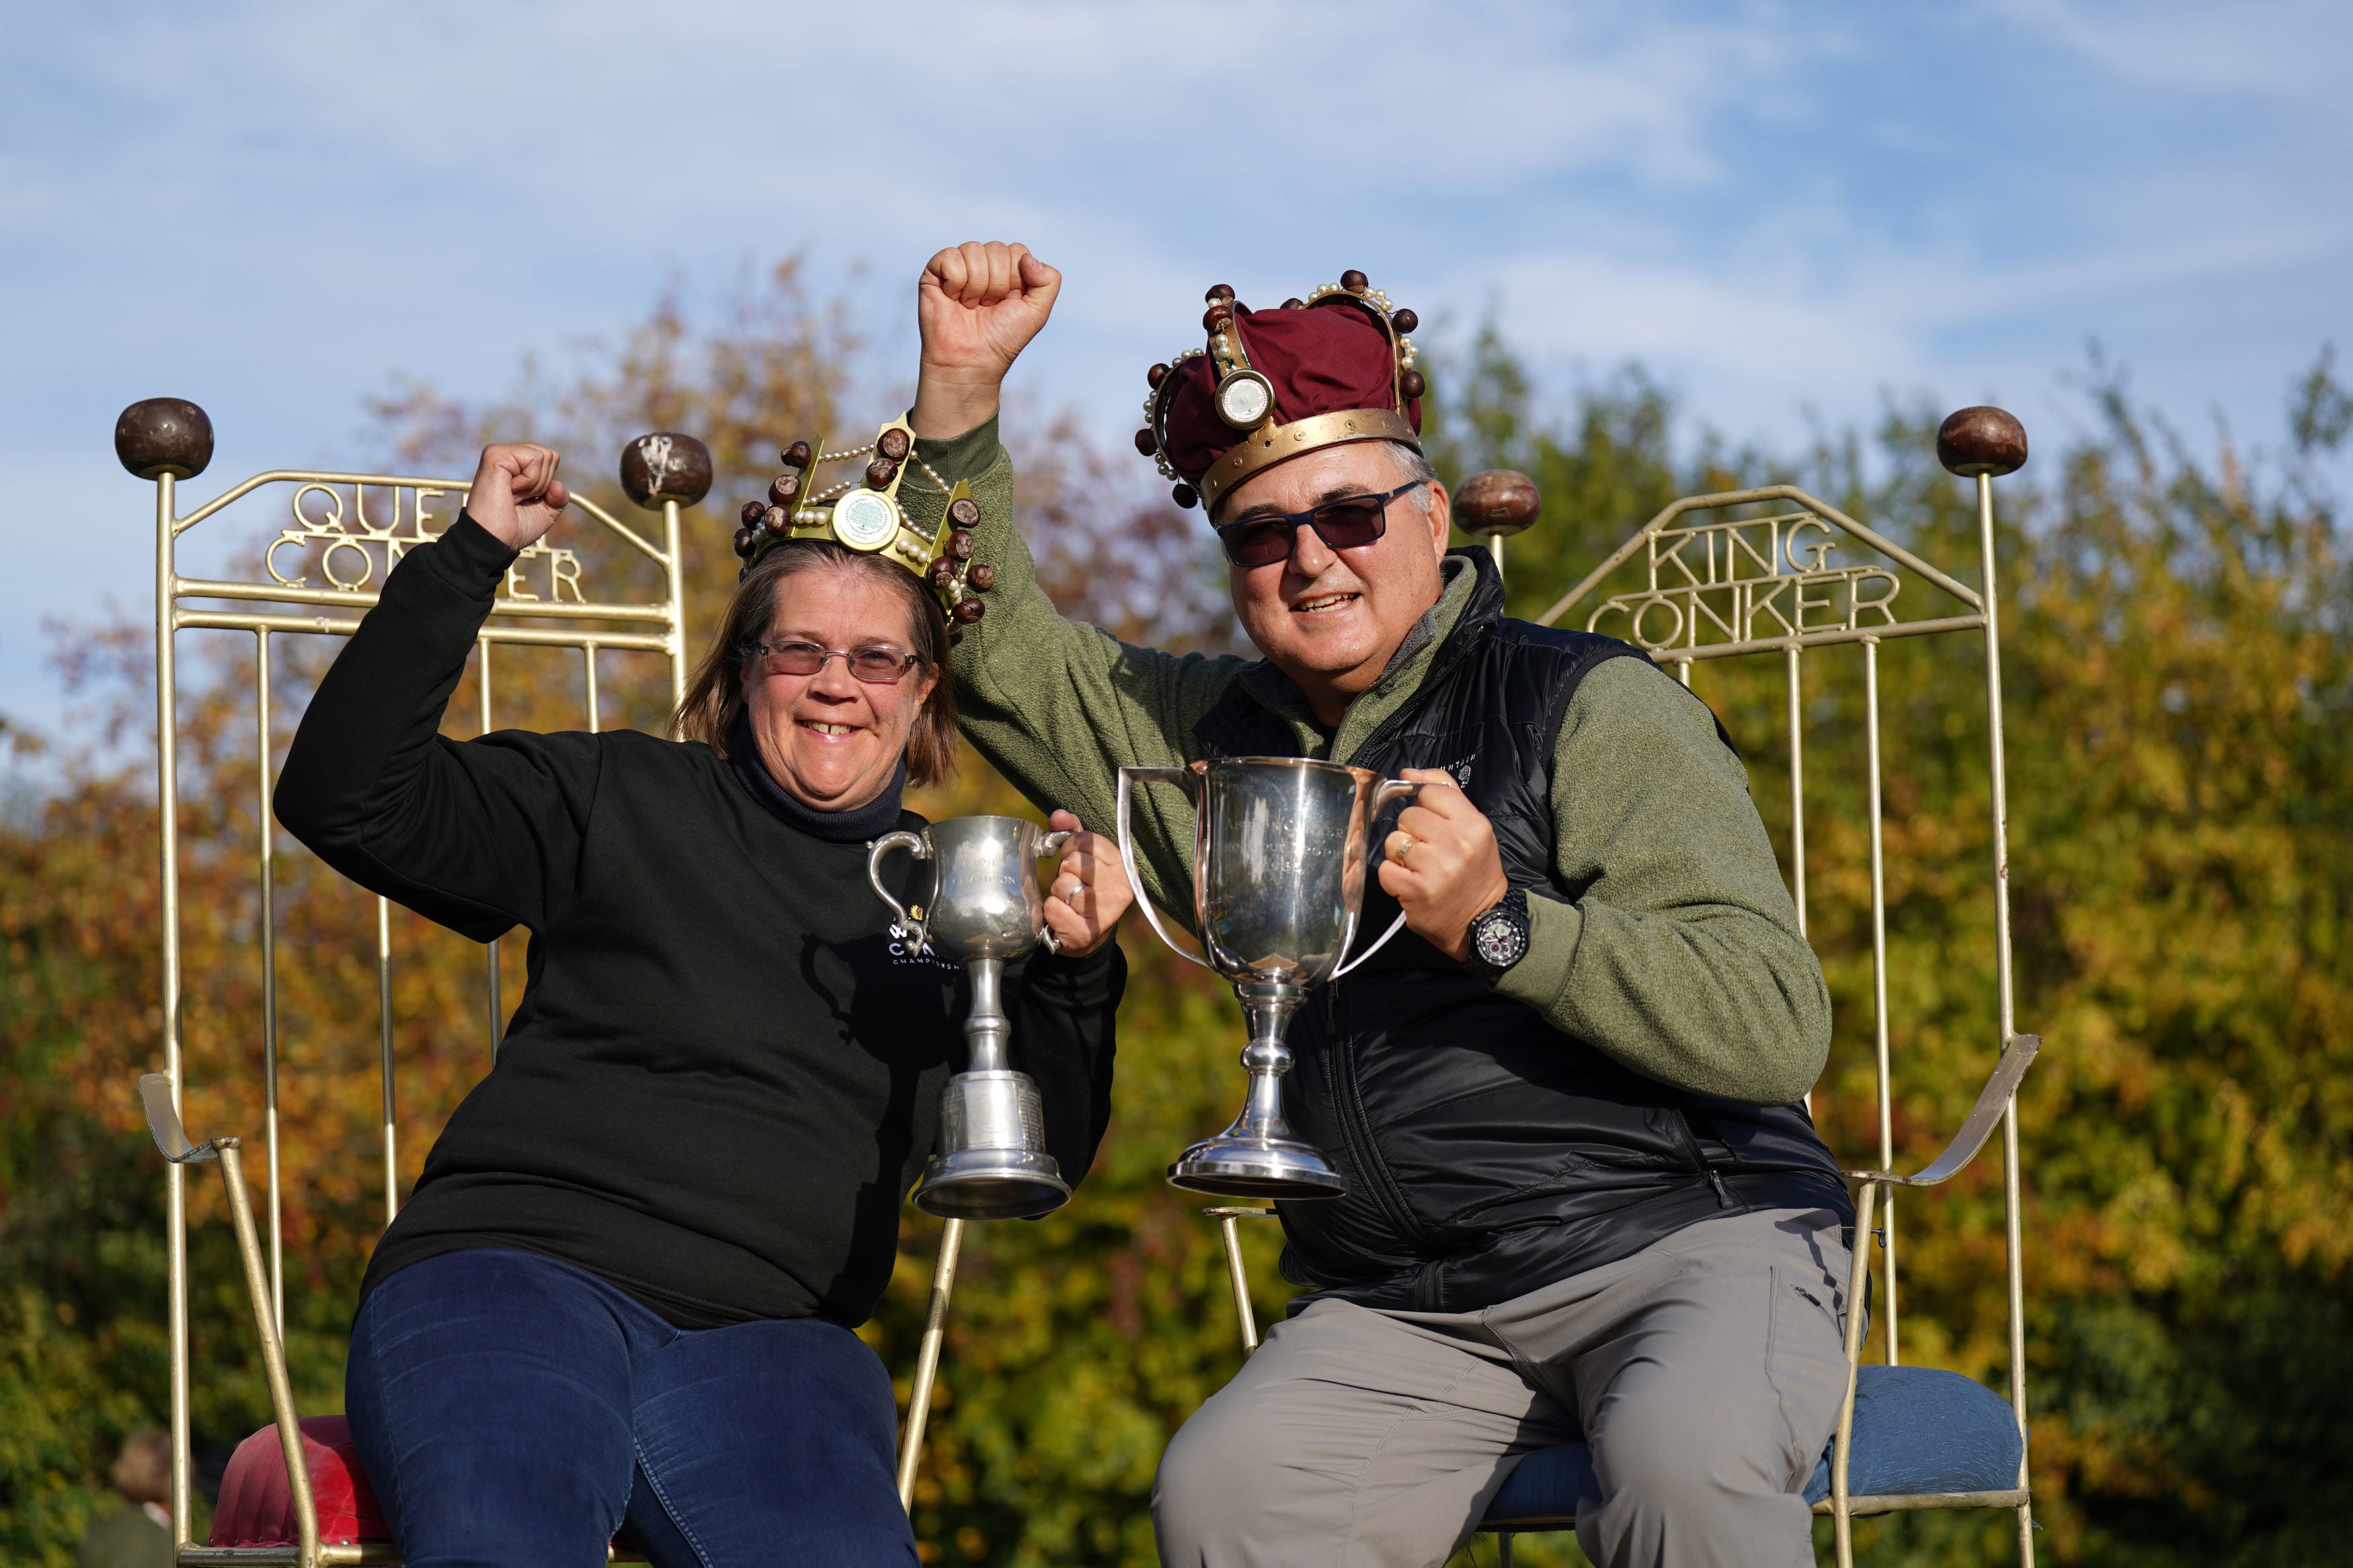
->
[673,540,958,787]
[111,1429,171,1506]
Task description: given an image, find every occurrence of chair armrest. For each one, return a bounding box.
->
[139,1071,221,1165]
[1843,1035,2039,1189]
[136,1073,323,1566]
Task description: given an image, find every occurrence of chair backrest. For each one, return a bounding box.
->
[122,398,709,1549]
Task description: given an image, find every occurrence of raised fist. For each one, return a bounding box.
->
[910,242,1062,438]
[464,444,568,550]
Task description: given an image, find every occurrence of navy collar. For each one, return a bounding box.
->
[727,712,908,843]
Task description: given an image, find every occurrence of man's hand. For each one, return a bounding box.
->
[1042,807,1131,958]
[910,241,1062,439]
[464,443,569,550]
[1377,770,1511,964]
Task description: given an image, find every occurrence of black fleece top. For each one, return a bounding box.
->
[274,514,1123,1329]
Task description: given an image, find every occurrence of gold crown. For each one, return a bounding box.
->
[732,416,994,625]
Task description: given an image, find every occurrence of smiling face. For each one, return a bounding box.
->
[740,567,937,812]
[1219,442,1452,727]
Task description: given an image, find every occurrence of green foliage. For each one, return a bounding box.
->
[4,277,2348,1565]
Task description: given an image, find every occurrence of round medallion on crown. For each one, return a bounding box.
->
[1214,371,1275,429]
[832,490,900,551]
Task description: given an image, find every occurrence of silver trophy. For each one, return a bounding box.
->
[1117,757,1419,1198]
[869,815,1074,1220]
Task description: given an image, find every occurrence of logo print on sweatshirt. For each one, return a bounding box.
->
[889,940,961,973]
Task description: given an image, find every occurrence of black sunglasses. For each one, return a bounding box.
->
[1213,480,1427,568]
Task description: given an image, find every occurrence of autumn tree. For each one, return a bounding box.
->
[5,270,2349,1567]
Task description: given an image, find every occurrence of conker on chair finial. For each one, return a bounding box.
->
[1455,470,1540,538]
[621,432,714,511]
[1936,407,2027,478]
[116,398,214,481]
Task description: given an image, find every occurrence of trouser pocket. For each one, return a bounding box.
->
[1764,1262,1851,1485]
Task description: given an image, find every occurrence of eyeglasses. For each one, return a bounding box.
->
[1213,479,1427,568]
[746,641,924,684]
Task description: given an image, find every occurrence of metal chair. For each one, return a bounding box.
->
[122,399,717,1564]
[116,397,1092,1561]
[1204,409,2044,1565]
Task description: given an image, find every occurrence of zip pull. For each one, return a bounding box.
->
[1667,1106,1734,1209]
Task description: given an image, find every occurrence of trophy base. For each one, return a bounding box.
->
[914,1069,1070,1219]
[1167,1136,1349,1200]
[913,1148,1072,1221]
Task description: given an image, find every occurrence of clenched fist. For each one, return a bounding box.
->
[465,444,569,551]
[1376,770,1511,964]
[910,241,1062,439]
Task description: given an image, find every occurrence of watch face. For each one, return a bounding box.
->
[1474,913,1525,970]
[832,489,900,551]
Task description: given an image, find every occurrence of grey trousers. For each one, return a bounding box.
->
[1152,1206,1853,1568]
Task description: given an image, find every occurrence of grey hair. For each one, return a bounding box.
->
[1387,440,1439,486]
[1388,441,1439,510]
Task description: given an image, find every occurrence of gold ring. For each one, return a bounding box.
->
[1395,834,1417,867]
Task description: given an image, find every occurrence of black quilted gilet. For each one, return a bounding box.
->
[1193,549,1848,1314]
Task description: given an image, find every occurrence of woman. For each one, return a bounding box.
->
[274,442,1129,1568]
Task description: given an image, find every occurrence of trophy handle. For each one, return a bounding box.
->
[1115,766,1211,969]
[867,829,933,951]
[1035,829,1073,955]
[1334,777,1424,978]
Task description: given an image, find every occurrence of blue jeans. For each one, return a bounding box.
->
[346,1248,918,1568]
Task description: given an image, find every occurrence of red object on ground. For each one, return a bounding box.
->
[209,1415,390,1546]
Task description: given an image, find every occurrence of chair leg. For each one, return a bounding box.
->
[897,1218,964,1512]
[217,1139,321,1568]
[1494,1530,1513,1567]
[1831,1181,1878,1568]
[1218,1212,1259,1356]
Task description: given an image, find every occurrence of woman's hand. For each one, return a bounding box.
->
[465,443,569,550]
[1376,770,1511,964]
[1042,807,1131,958]
[910,241,1061,439]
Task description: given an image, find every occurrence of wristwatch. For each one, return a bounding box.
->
[1465,889,1531,981]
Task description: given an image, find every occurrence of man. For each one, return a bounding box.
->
[898,241,1854,1568]
[79,1430,173,1568]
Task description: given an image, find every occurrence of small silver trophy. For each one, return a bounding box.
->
[869,815,1074,1220]
[1117,757,1419,1198]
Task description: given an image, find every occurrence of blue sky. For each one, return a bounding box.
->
[3,0,2347,755]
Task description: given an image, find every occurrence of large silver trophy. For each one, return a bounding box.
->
[1118,758,1419,1198]
[869,816,1073,1220]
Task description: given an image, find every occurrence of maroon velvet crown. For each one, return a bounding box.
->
[1157,295,1422,487]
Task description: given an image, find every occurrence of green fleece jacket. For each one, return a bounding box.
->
[903,418,1829,1104]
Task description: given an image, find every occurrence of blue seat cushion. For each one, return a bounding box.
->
[1483,1365,2024,1524]
[1486,1440,1595,1524]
